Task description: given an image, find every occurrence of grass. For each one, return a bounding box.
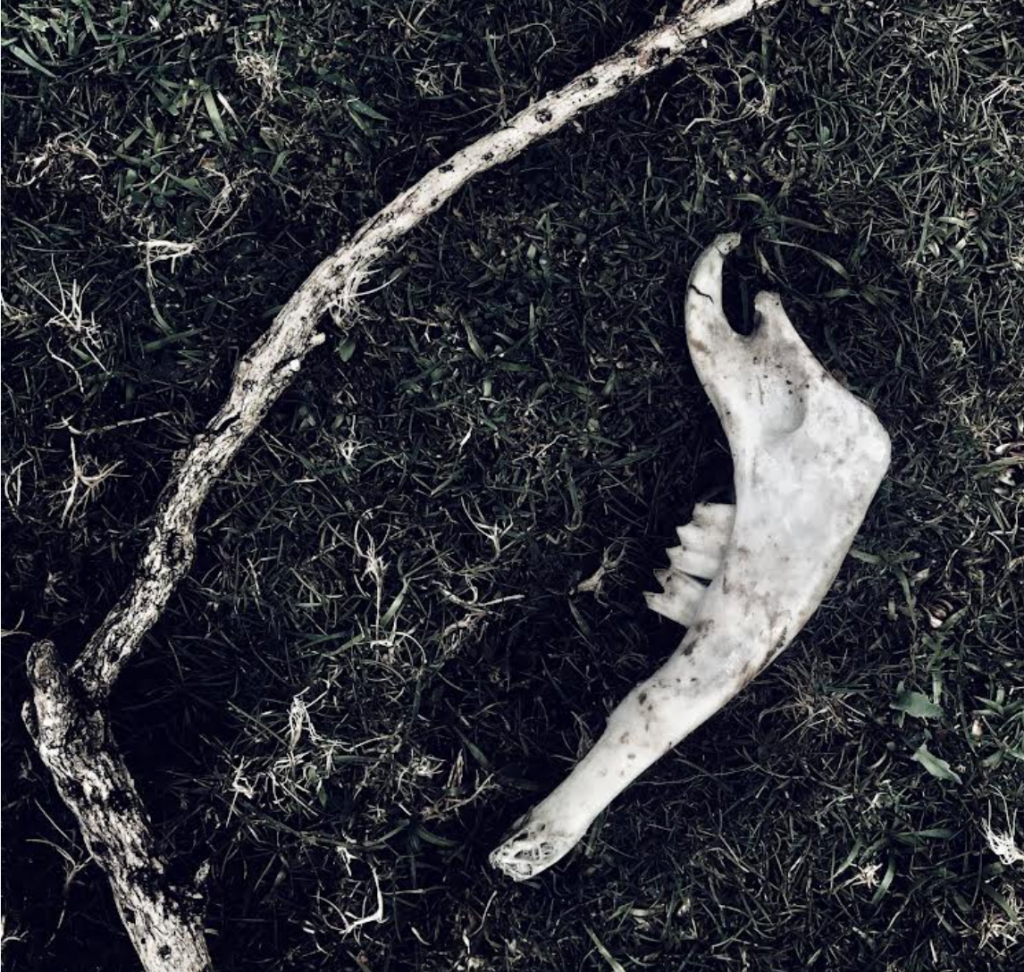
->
[2,0,1022,969]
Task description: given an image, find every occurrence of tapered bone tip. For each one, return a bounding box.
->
[645,588,699,627]
[686,236,743,352]
[644,588,674,612]
[690,234,741,286]
[714,232,742,255]
[866,414,893,467]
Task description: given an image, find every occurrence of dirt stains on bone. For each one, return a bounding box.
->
[679,617,715,659]
[769,626,790,661]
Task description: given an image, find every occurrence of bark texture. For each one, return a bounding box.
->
[24,3,783,967]
[25,642,211,972]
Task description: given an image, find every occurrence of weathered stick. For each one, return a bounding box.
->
[24,3,783,968]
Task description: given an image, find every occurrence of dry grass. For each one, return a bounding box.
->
[2,1,1022,970]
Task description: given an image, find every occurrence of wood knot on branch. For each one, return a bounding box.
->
[27,639,66,694]
[25,639,77,748]
[27,639,110,756]
[164,529,194,569]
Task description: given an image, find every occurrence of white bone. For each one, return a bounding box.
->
[490,234,891,880]
[691,502,735,533]
[643,589,695,626]
[675,521,728,559]
[644,507,733,624]
[645,568,707,626]
[665,543,720,580]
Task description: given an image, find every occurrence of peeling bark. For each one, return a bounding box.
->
[24,3,783,967]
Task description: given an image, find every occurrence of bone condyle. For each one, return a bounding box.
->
[490,234,892,881]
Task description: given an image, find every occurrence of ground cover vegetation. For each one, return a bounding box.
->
[2,1,1022,969]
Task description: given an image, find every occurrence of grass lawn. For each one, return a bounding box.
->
[2,1,1022,969]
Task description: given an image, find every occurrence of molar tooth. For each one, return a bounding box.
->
[648,569,707,627]
[653,567,674,588]
[675,522,728,557]
[691,502,735,533]
[667,545,719,580]
[644,591,698,626]
[661,568,706,598]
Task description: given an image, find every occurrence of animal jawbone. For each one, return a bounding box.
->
[489,234,892,881]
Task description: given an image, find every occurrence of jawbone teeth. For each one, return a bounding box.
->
[489,234,891,882]
[645,572,705,627]
[644,505,733,626]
